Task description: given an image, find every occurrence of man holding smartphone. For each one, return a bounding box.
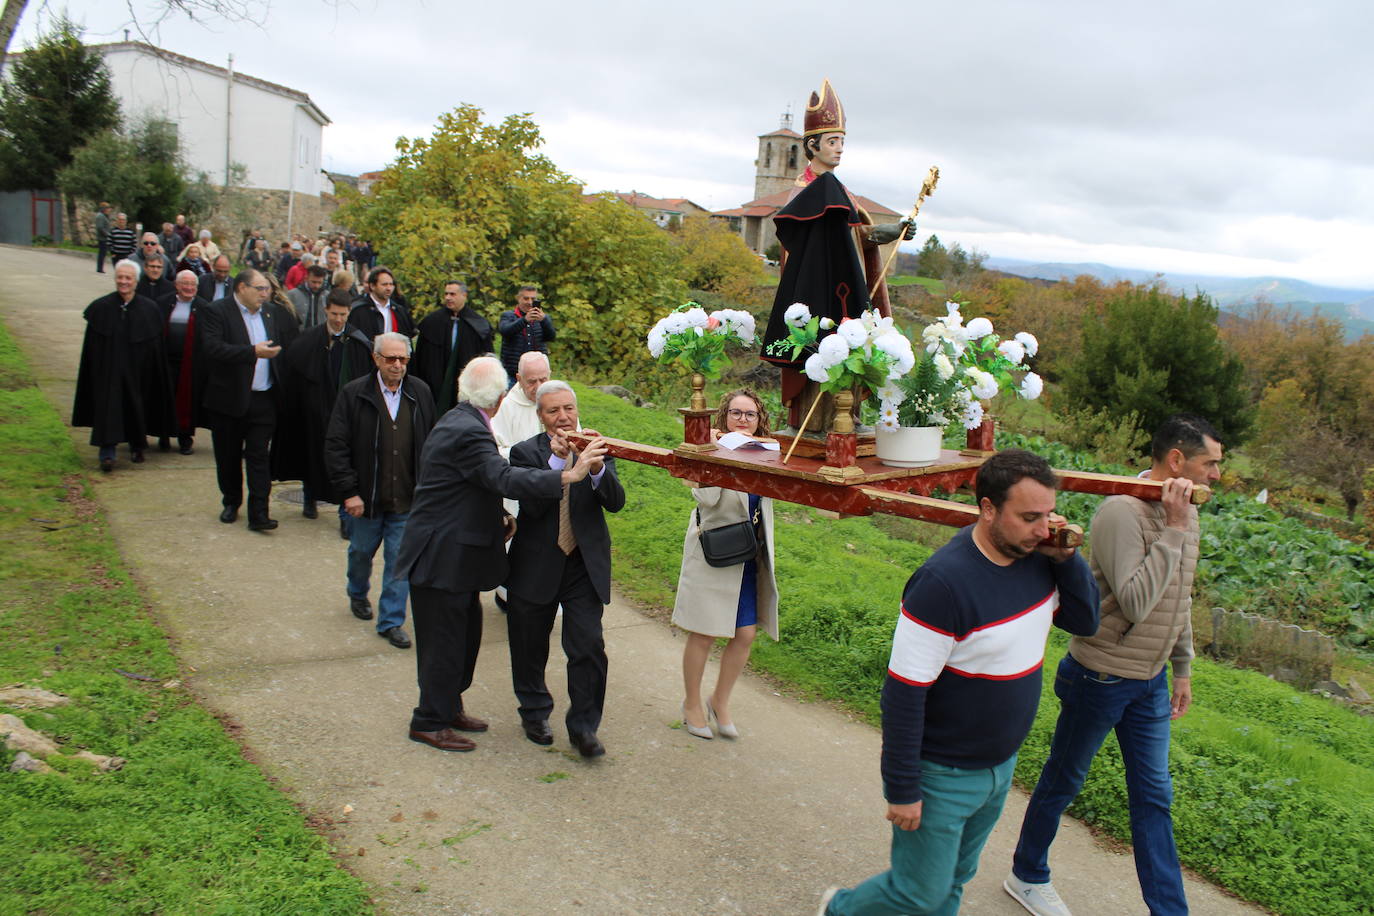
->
[498,285,556,388]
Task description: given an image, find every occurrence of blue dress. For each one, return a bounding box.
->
[735,494,761,629]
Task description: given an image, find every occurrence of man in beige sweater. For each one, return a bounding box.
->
[1005,415,1223,916]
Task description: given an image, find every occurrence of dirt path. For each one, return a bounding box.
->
[2,245,1262,914]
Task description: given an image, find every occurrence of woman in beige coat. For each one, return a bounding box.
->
[672,389,779,739]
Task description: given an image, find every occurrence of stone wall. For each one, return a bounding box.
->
[66,189,345,255]
[1205,607,1334,688]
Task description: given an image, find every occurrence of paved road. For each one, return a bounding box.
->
[2,245,1263,915]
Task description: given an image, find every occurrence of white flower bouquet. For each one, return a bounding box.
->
[646,301,757,379]
[764,303,915,394]
[897,301,1041,430]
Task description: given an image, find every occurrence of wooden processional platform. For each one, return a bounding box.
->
[572,428,1202,541]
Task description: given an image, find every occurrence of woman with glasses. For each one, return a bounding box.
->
[671,388,779,739]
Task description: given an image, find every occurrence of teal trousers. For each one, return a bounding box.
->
[829,755,1016,915]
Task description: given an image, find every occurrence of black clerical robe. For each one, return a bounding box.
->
[72,292,174,446]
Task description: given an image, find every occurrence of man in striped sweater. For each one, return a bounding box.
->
[821,449,1099,916]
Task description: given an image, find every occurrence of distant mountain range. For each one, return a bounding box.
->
[983,258,1374,339]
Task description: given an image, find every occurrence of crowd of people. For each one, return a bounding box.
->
[72,204,1224,915]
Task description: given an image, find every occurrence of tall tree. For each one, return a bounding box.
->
[1062,283,1252,447]
[0,17,117,240]
[339,104,687,380]
[58,116,186,231]
[915,233,949,279]
[0,16,116,188]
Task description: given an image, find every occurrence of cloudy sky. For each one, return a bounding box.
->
[16,0,1374,287]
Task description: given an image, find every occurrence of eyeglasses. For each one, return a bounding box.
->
[378,354,410,364]
[250,285,271,293]
[142,241,158,246]
[727,409,760,421]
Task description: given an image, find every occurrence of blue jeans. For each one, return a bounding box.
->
[1013,654,1187,915]
[829,756,1015,915]
[347,511,410,633]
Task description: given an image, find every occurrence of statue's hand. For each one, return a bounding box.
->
[868,220,916,245]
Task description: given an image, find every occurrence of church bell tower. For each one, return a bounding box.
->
[753,110,803,200]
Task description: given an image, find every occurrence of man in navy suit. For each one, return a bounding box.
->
[506,381,624,757]
[393,357,608,753]
[199,269,296,530]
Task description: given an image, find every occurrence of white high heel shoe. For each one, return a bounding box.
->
[682,703,713,739]
[706,700,739,739]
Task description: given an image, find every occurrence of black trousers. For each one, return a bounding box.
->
[208,391,275,519]
[409,584,483,732]
[506,550,607,735]
[96,239,109,272]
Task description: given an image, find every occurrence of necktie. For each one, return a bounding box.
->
[557,483,576,555]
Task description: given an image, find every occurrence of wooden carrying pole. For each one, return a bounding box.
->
[869,165,940,299]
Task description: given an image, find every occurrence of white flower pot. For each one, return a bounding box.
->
[876,425,944,468]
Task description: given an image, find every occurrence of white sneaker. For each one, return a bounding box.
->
[1003,873,1072,916]
[816,886,840,916]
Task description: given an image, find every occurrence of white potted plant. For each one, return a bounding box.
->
[870,302,1044,467]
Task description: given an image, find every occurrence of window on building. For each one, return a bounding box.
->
[788,145,798,170]
[298,135,310,166]
[765,143,772,168]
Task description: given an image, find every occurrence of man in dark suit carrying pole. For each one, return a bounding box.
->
[394,356,609,753]
[506,381,624,757]
[199,269,287,531]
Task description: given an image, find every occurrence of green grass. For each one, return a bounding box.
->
[0,322,373,915]
[583,382,1374,916]
[886,274,947,296]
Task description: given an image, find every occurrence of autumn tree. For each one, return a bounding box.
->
[671,215,763,298]
[1062,283,1251,447]
[1235,306,1374,518]
[338,105,687,380]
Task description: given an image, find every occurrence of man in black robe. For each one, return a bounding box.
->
[411,281,493,414]
[155,270,210,454]
[275,291,372,528]
[72,261,174,472]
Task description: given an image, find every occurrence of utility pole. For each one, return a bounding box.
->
[224,54,234,186]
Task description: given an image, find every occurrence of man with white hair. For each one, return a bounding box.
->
[491,351,551,459]
[324,332,436,649]
[506,380,624,757]
[393,356,609,753]
[285,251,315,290]
[72,260,172,471]
[155,269,210,455]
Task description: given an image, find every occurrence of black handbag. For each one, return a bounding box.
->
[696,502,761,568]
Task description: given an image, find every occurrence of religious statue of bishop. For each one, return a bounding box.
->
[761,78,916,434]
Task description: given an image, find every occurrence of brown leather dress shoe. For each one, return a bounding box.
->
[450,711,489,733]
[408,728,476,752]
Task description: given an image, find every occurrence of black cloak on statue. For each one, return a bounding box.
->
[71,292,174,447]
[760,171,872,371]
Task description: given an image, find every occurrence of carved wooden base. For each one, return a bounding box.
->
[679,407,714,449]
[959,416,996,457]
